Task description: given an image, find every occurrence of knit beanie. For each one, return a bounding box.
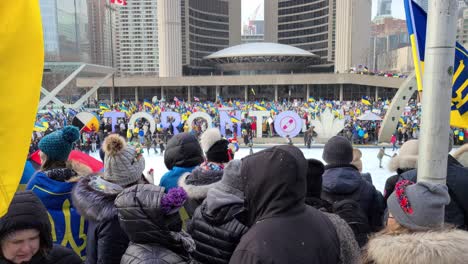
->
[200,128,233,163]
[322,136,353,166]
[388,180,450,231]
[0,191,52,251]
[214,159,244,199]
[306,159,325,198]
[38,125,80,161]
[388,140,418,172]
[103,134,145,187]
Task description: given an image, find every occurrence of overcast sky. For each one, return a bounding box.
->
[241,0,406,28]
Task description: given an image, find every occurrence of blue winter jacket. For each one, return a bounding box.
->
[159,166,196,192]
[321,164,386,232]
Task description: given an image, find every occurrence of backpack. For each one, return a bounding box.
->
[321,190,372,247]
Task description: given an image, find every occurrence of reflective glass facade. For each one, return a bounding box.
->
[40,0,91,62]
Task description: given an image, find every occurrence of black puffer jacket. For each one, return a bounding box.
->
[164,133,204,170]
[230,146,341,264]
[187,188,248,264]
[400,155,468,230]
[115,184,192,264]
[0,191,82,264]
[72,176,129,264]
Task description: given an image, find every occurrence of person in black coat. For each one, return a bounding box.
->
[321,136,386,233]
[115,185,194,264]
[230,145,341,264]
[72,135,147,264]
[0,191,82,264]
[187,160,248,264]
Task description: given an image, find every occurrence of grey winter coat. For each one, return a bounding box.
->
[323,213,360,264]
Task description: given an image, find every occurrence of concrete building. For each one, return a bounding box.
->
[265,0,337,65]
[377,46,414,73]
[415,0,428,12]
[114,0,159,76]
[335,0,372,73]
[182,0,241,75]
[370,18,409,71]
[158,0,181,77]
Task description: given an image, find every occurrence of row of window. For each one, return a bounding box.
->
[278,0,326,8]
[189,25,229,38]
[189,0,228,16]
[279,33,328,45]
[189,34,229,46]
[279,25,328,38]
[279,8,329,23]
[189,17,229,31]
[188,8,228,23]
[278,1,328,16]
[190,42,225,53]
[293,41,330,52]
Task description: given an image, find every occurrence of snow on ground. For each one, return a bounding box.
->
[91,146,398,193]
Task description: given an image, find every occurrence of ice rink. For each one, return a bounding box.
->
[92,146,398,193]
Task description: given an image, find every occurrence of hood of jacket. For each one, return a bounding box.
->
[322,164,362,194]
[178,167,222,200]
[239,145,307,227]
[200,188,244,225]
[115,184,188,255]
[164,133,204,170]
[71,175,121,222]
[364,229,468,264]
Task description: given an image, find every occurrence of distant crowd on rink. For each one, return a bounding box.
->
[29,97,468,157]
[5,116,468,263]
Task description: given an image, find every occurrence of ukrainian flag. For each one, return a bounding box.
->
[99,103,110,111]
[254,104,267,111]
[405,0,468,128]
[361,96,372,106]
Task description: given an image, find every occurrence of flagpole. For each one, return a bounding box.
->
[417,0,457,184]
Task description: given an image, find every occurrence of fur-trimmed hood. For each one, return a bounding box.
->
[72,175,121,222]
[364,229,468,264]
[388,140,418,172]
[178,171,220,200]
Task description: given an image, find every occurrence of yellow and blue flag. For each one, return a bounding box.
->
[405,0,468,128]
[361,96,372,106]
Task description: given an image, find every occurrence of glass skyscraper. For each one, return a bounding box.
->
[39,0,91,62]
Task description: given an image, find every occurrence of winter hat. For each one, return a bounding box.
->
[103,134,145,187]
[306,159,325,199]
[0,191,52,252]
[322,136,353,166]
[200,128,233,163]
[351,148,363,172]
[214,159,244,198]
[38,125,80,161]
[388,140,418,172]
[388,180,450,231]
[164,133,204,170]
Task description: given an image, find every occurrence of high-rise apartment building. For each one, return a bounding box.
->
[457,9,468,48]
[265,0,337,65]
[335,0,372,72]
[114,0,159,76]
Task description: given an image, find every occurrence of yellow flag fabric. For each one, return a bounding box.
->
[0,1,44,216]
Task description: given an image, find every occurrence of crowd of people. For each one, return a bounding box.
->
[4,122,468,264]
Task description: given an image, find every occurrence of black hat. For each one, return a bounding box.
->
[306,159,325,198]
[0,191,52,252]
[322,136,353,166]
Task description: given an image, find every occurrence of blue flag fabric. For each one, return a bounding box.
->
[404,0,468,128]
[26,172,87,258]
